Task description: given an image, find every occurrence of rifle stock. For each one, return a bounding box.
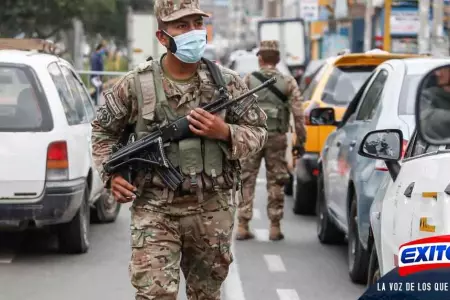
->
[103,76,276,190]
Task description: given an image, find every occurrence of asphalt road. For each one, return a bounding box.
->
[0,166,365,300]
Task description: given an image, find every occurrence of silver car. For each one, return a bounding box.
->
[308,58,440,284]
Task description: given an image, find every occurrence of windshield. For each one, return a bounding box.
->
[0,64,52,132]
[398,74,422,115]
[321,66,375,106]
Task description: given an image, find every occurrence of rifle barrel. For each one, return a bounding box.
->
[209,77,277,114]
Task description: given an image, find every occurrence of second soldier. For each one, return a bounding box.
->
[237,40,307,241]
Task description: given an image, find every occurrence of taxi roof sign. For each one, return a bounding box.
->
[0,38,59,54]
[333,52,424,67]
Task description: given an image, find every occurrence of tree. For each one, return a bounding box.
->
[0,0,116,39]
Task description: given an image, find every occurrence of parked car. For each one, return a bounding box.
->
[358,59,450,285]
[0,40,120,254]
[289,50,421,216]
[309,57,441,284]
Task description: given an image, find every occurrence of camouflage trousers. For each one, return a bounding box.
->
[129,194,236,300]
[239,134,289,222]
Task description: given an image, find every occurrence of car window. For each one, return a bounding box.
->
[321,66,374,106]
[0,64,53,132]
[69,68,96,121]
[356,69,389,121]
[302,64,327,100]
[411,134,440,157]
[398,74,423,115]
[60,65,89,123]
[48,62,81,125]
[300,64,324,91]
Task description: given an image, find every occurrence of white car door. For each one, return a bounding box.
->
[409,144,450,241]
[380,132,442,275]
[60,64,93,181]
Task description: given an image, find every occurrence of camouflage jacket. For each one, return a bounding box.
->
[91,57,268,215]
[244,66,306,145]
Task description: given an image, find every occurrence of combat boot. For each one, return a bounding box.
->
[269,221,284,241]
[236,220,254,240]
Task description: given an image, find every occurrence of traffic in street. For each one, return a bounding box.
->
[2,0,450,299]
[0,166,365,300]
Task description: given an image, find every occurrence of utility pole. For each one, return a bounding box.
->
[431,0,449,57]
[364,0,373,51]
[418,0,430,54]
[72,19,84,70]
[126,6,133,69]
[383,0,391,52]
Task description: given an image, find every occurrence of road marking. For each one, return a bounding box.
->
[254,229,269,242]
[223,241,246,300]
[263,254,286,272]
[253,208,261,220]
[0,251,15,264]
[256,178,267,184]
[277,289,300,300]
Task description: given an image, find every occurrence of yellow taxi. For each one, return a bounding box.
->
[290,50,422,215]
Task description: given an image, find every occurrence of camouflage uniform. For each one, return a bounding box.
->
[238,40,306,241]
[91,1,268,299]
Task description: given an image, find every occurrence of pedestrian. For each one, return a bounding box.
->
[90,42,107,104]
[91,0,268,299]
[237,40,307,241]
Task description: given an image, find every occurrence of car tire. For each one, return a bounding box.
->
[367,244,381,287]
[284,173,294,196]
[57,184,90,254]
[316,172,345,244]
[293,177,317,215]
[91,190,121,223]
[348,197,370,284]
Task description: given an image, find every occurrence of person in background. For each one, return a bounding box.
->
[238,40,307,241]
[90,42,107,104]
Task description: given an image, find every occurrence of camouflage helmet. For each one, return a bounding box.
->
[154,0,209,23]
[257,40,280,55]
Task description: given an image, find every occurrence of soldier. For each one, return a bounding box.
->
[237,40,306,241]
[91,0,268,299]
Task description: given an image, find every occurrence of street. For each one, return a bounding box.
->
[0,166,365,300]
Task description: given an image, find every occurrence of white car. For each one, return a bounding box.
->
[228,52,292,78]
[358,59,450,284]
[0,43,120,254]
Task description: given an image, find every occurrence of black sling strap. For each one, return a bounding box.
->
[202,58,227,91]
[251,71,288,102]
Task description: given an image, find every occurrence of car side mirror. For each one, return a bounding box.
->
[416,64,450,145]
[358,129,403,161]
[309,107,337,126]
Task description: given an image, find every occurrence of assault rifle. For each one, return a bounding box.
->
[103,77,277,190]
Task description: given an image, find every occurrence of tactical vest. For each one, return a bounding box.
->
[249,71,290,133]
[131,59,239,201]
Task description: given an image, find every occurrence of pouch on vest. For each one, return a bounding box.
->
[203,138,224,191]
[179,138,203,191]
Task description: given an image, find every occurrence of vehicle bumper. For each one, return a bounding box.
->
[0,178,86,229]
[295,152,320,182]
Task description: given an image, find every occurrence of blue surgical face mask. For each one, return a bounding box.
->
[166,29,207,63]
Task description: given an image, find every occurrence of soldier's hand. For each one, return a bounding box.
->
[111,174,137,203]
[187,108,230,141]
